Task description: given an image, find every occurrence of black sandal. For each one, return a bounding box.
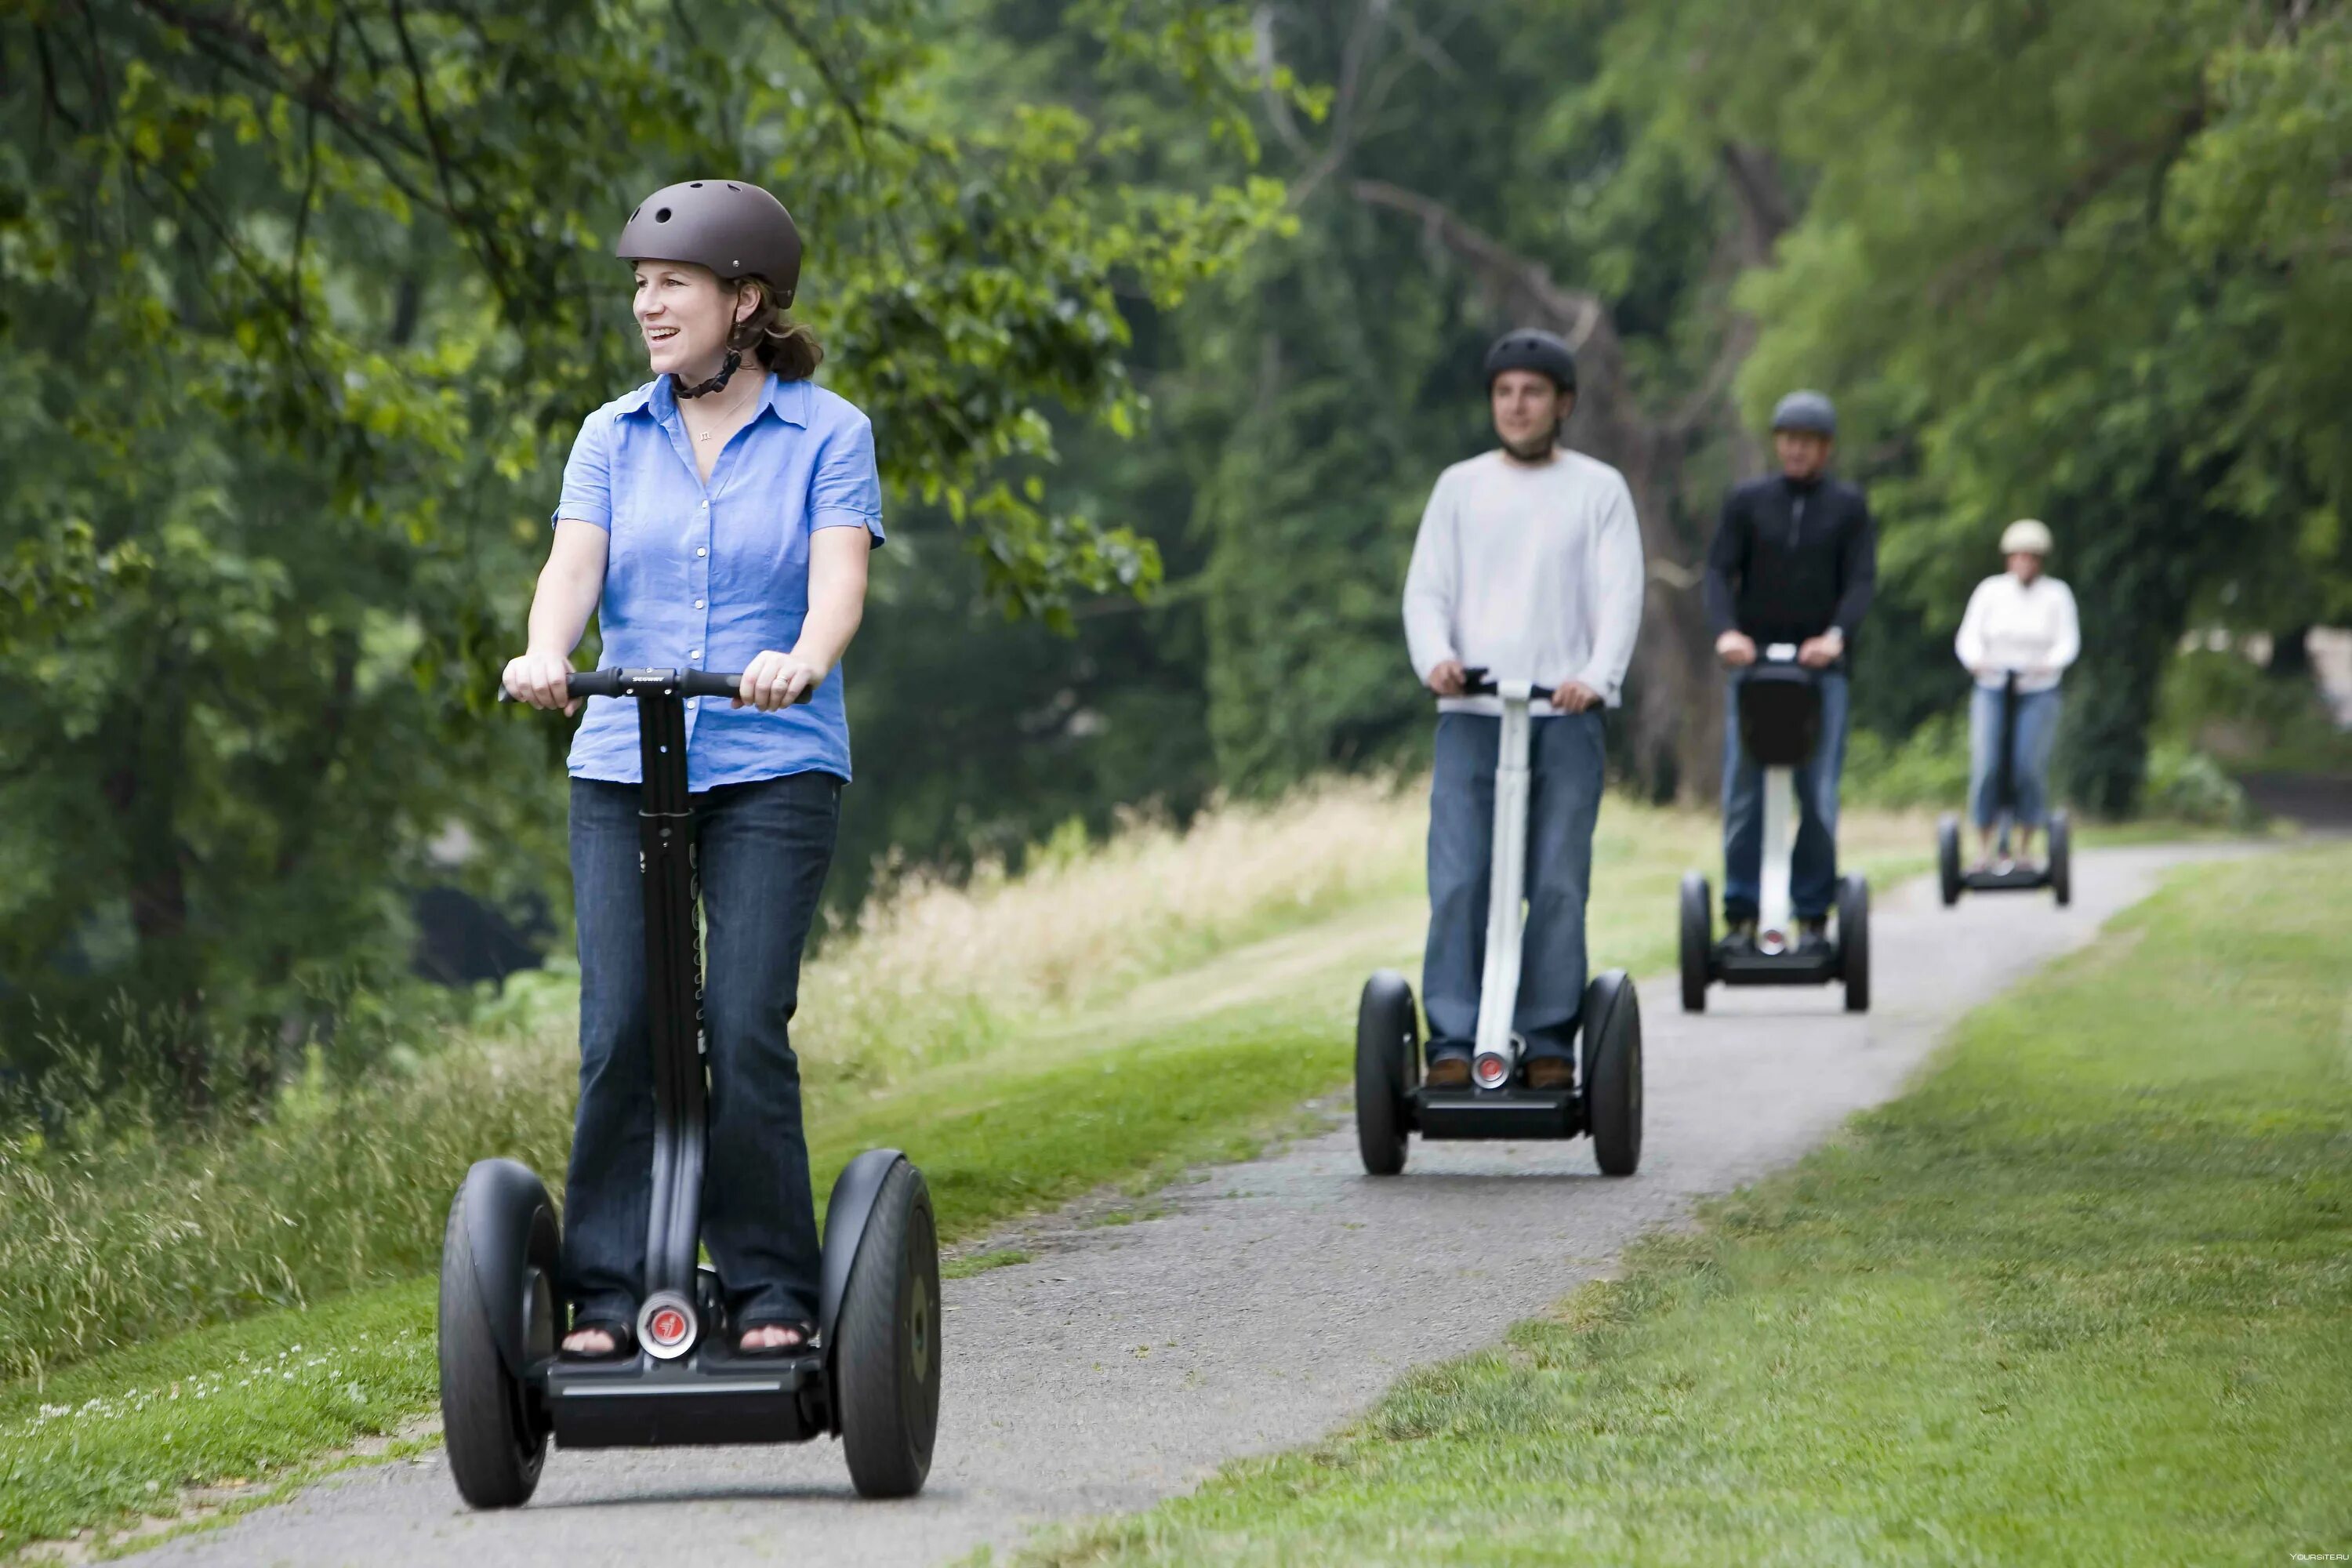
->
[561,1319,637,1360]
[735,1319,816,1357]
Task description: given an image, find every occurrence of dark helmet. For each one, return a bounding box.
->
[615,180,803,306]
[1483,328,1577,393]
[1769,389,1838,437]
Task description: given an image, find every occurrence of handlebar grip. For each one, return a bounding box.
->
[498,668,811,705]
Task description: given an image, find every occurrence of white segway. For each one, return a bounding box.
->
[1679,644,1869,1013]
[1356,672,1643,1178]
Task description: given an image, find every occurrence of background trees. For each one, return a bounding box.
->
[4,0,2347,1109]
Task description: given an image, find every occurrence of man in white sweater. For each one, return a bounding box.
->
[1401,328,1646,1090]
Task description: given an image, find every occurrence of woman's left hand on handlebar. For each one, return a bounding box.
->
[736,650,825,711]
[504,649,581,714]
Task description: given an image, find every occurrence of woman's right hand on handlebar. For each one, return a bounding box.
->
[1715,630,1757,668]
[1426,659,1468,697]
[503,650,580,714]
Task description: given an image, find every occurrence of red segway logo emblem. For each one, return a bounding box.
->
[637,1290,699,1359]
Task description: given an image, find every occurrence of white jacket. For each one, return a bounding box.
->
[1955,572,2079,692]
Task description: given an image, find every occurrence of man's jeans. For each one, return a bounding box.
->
[1969,683,2062,829]
[563,771,840,1329]
[1721,670,1849,923]
[1423,711,1605,1063]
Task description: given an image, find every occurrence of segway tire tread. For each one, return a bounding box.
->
[835,1160,942,1499]
[1354,972,1415,1175]
[2050,811,2072,906]
[1678,873,1711,1014]
[1839,874,1870,1014]
[437,1185,547,1510]
[1583,972,1643,1177]
[1936,815,1962,907]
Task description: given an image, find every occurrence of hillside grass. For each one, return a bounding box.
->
[1028,845,2352,1567]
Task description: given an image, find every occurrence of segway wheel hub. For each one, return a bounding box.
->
[637,1291,699,1360]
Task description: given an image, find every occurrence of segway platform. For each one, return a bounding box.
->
[1354,673,1643,1178]
[1678,648,1869,1014]
[445,669,941,1508]
[1936,672,2071,907]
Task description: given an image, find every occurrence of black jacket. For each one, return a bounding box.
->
[1701,473,1877,658]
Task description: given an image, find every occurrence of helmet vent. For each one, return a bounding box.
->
[690,181,704,187]
[727,182,740,190]
[655,207,672,223]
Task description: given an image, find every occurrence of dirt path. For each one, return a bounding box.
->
[140,844,2238,1568]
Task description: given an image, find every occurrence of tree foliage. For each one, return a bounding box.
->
[1620,0,2352,810]
[0,0,1284,1097]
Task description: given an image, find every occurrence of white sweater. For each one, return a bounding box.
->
[1401,448,1646,715]
[1955,572,2080,692]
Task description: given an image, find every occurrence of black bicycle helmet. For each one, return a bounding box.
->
[1483,328,1577,393]
[1769,389,1838,437]
[616,180,803,306]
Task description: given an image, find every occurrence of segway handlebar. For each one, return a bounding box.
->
[497,667,813,705]
[1457,667,1570,699]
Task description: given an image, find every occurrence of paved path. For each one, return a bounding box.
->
[145,844,2234,1568]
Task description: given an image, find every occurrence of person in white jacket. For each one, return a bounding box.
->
[1954,519,2079,869]
[1401,328,1645,1091]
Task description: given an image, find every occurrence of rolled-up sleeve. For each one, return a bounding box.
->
[810,412,884,544]
[553,411,614,531]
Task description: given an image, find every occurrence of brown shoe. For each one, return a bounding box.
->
[1525,1058,1574,1091]
[1425,1055,1472,1088]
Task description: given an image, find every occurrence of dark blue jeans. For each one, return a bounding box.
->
[1721,670,1849,922]
[1422,711,1605,1063]
[562,771,840,1329]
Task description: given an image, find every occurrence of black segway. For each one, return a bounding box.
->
[1938,670,2070,906]
[1355,673,1643,1178]
[441,667,940,1508]
[1679,645,1869,1013]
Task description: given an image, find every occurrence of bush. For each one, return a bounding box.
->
[2142,742,2255,826]
[2154,648,2352,775]
[1843,711,1971,810]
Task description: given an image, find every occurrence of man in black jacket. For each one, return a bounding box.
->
[1702,390,1877,945]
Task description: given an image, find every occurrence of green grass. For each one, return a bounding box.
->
[0,1004,1351,1554]
[0,798,2070,1556]
[1028,845,2352,1566]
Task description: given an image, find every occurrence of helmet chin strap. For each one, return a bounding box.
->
[673,348,742,400]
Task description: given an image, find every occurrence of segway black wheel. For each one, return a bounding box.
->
[836,1159,942,1499]
[438,1160,559,1510]
[1838,874,1870,1014]
[1580,971,1642,1177]
[2049,810,2071,906]
[1936,814,1962,907]
[1678,872,1711,1014]
[1354,970,1417,1176]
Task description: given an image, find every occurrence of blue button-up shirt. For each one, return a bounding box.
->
[555,372,884,789]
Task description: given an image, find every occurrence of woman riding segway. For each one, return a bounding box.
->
[1947,519,2078,890]
[502,179,885,1364]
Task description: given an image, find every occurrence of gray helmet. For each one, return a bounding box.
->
[616,180,803,306]
[1769,390,1838,437]
[1483,328,1577,393]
